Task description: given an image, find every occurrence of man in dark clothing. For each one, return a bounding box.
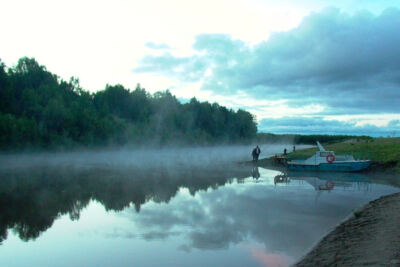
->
[252,145,261,162]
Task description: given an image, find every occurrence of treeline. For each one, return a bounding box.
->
[256,133,372,145]
[295,134,372,144]
[0,57,257,150]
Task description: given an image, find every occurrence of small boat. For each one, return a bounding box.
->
[287,141,371,172]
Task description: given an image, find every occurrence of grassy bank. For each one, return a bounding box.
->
[286,137,400,174]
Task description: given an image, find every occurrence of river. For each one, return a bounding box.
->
[0,146,398,267]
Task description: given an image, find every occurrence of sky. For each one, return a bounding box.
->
[1,0,400,136]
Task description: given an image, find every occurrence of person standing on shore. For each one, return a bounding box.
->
[252,145,261,162]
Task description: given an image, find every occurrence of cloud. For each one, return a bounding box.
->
[142,231,180,240]
[135,8,400,115]
[388,120,400,127]
[258,117,400,136]
[248,246,293,267]
[126,180,376,258]
[135,52,209,82]
[126,181,381,259]
[145,42,171,50]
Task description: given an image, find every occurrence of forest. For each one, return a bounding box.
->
[0,57,257,150]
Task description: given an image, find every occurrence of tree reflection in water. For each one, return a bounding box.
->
[0,164,249,244]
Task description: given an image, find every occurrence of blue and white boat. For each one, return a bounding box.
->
[287,141,371,172]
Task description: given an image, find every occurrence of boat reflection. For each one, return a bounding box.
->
[274,173,290,185]
[274,171,373,192]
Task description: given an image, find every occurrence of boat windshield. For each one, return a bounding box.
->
[319,152,334,157]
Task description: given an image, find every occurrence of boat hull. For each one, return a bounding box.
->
[287,161,371,172]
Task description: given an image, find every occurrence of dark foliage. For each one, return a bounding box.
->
[0,57,257,150]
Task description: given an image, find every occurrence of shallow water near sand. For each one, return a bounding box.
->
[0,147,399,267]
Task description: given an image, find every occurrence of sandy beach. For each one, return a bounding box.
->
[295,192,400,266]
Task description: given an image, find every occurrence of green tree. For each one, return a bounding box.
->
[0,57,258,150]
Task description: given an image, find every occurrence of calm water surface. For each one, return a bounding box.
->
[0,149,399,267]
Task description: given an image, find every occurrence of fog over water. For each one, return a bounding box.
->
[0,144,308,170]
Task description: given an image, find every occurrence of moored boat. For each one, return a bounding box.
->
[287,141,371,172]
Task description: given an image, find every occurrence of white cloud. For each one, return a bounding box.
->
[135,8,400,117]
[2,0,400,135]
[259,116,400,136]
[6,0,390,91]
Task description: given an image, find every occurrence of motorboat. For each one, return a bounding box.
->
[287,141,371,172]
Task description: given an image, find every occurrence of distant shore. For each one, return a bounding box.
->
[295,192,400,266]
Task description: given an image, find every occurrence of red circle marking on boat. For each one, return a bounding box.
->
[326,154,335,163]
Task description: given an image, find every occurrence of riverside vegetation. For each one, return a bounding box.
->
[0,57,257,150]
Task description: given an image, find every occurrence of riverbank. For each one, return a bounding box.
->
[256,137,400,175]
[295,192,400,266]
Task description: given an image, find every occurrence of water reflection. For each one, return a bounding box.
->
[0,165,399,267]
[117,168,398,264]
[0,164,249,244]
[278,171,372,192]
[251,166,260,180]
[274,173,290,185]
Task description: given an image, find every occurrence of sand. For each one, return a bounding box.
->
[295,192,400,266]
